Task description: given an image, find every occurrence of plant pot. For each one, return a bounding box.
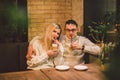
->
[101,63,110,72]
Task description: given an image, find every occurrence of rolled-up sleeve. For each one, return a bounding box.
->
[80,37,101,55]
[27,36,49,67]
[84,44,101,55]
[27,51,49,67]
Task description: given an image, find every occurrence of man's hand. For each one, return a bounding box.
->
[70,43,83,50]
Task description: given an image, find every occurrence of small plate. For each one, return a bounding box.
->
[74,65,88,71]
[55,65,70,71]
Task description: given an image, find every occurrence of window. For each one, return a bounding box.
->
[0,0,28,43]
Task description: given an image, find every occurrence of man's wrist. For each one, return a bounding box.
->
[81,45,85,50]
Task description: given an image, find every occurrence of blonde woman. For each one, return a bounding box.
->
[26,23,64,70]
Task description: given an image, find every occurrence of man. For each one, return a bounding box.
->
[60,19,101,66]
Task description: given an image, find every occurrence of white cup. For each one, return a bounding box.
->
[52,43,58,50]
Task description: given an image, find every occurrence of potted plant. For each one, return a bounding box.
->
[100,42,115,71]
[88,12,117,48]
[88,12,116,71]
[88,22,111,44]
[88,12,116,44]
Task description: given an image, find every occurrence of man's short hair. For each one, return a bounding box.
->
[65,19,78,28]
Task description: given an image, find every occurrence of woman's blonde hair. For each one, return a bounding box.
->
[41,23,62,51]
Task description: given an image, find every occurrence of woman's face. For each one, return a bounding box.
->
[51,28,61,41]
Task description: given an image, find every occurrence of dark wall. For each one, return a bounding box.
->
[116,0,120,24]
[0,0,28,73]
[0,0,28,43]
[84,0,103,37]
[84,0,116,37]
[0,42,28,73]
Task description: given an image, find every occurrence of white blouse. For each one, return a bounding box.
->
[27,36,64,70]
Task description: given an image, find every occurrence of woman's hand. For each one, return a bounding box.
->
[26,45,36,60]
[47,50,58,57]
[52,38,60,46]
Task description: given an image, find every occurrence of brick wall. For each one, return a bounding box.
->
[72,0,84,35]
[27,0,83,41]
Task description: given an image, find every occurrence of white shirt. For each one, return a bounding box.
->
[60,35,101,66]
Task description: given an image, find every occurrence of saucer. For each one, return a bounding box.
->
[74,65,88,71]
[55,65,70,71]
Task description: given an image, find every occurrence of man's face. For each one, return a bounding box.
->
[65,24,78,39]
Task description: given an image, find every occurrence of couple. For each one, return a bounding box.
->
[26,19,101,70]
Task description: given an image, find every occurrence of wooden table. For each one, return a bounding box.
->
[0,64,105,80]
